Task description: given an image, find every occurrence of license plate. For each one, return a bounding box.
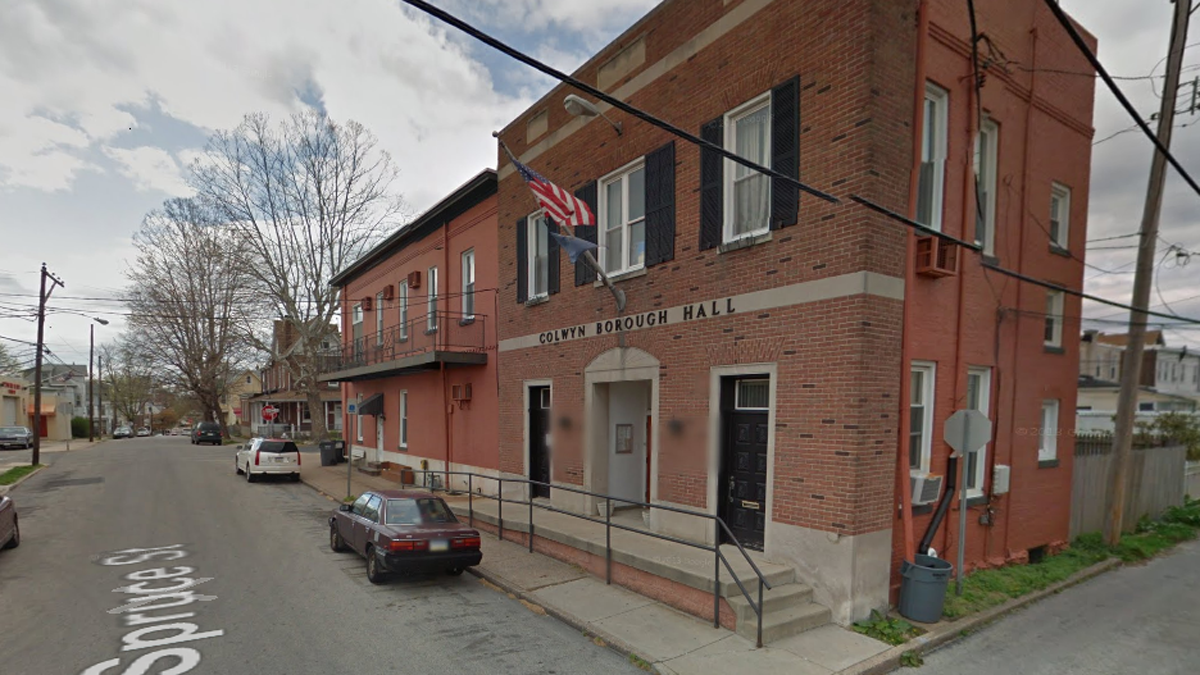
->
[273,457,286,463]
[429,539,448,552]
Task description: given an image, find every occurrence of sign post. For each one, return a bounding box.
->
[346,402,357,500]
[262,405,279,439]
[943,408,992,596]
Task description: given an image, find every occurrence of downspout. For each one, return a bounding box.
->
[943,56,979,558]
[1001,24,1040,559]
[897,0,931,565]
[443,223,453,490]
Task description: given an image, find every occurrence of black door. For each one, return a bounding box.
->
[529,386,551,498]
[719,380,768,550]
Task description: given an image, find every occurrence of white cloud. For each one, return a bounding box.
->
[103,146,191,196]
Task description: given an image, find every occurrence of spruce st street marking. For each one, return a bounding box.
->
[80,544,224,675]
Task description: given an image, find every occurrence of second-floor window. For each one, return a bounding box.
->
[462,249,476,319]
[725,93,772,241]
[974,118,998,254]
[427,266,438,332]
[527,212,550,299]
[917,83,949,231]
[600,161,646,275]
[1050,182,1071,249]
[1044,290,1064,348]
[910,361,936,473]
[352,303,363,348]
[398,281,409,341]
[375,291,384,346]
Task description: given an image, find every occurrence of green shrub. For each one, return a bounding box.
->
[853,610,924,645]
[71,416,90,438]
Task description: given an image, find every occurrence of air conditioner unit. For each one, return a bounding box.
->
[915,236,959,278]
[407,270,421,289]
[451,383,473,402]
[910,472,944,506]
[361,296,373,311]
[382,284,394,301]
[992,464,1011,495]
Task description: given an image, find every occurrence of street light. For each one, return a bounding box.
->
[564,94,622,135]
[89,317,109,442]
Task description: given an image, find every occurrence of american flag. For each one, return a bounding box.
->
[503,145,595,229]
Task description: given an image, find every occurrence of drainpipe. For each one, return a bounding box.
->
[943,56,979,559]
[897,0,931,565]
[443,223,453,490]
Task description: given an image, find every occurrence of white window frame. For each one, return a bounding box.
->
[398,281,409,341]
[426,266,438,332]
[1050,182,1071,249]
[352,303,363,327]
[1039,399,1059,462]
[1044,290,1064,348]
[973,118,999,255]
[910,361,937,474]
[526,211,550,300]
[398,390,408,449]
[461,249,476,319]
[375,292,385,346]
[734,378,770,411]
[918,83,949,232]
[598,158,646,276]
[723,92,772,243]
[966,367,992,497]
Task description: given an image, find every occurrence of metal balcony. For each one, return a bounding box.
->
[318,311,488,382]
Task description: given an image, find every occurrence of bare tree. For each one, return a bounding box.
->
[99,337,155,432]
[189,110,403,440]
[0,343,22,376]
[125,198,251,438]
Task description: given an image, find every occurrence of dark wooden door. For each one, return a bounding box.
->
[529,386,551,498]
[720,410,768,550]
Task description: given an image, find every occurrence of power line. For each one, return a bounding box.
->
[1042,0,1200,200]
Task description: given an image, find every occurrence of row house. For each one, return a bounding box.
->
[488,0,1095,629]
[320,170,499,483]
[245,320,341,437]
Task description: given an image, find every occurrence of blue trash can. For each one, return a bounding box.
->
[898,554,954,623]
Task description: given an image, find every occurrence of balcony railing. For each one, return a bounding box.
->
[319,310,487,377]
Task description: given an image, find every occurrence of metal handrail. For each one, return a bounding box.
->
[412,469,773,647]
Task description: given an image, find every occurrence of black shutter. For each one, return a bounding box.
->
[770,75,800,229]
[574,182,598,286]
[699,117,724,250]
[516,215,528,304]
[547,218,561,295]
[644,141,676,267]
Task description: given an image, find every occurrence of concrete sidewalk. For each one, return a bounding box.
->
[297,459,891,675]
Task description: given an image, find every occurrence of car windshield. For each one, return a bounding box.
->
[258,441,298,453]
[386,498,458,525]
[0,427,27,434]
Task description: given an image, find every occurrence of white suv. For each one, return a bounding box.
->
[236,438,302,482]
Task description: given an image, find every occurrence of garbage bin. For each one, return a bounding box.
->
[319,441,339,467]
[333,440,346,463]
[898,554,953,623]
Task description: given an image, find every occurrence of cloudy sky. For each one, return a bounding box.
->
[0,0,1197,371]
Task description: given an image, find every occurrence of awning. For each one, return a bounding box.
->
[26,404,56,416]
[358,393,384,417]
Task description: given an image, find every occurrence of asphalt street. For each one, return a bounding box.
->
[0,437,641,675]
[916,538,1200,675]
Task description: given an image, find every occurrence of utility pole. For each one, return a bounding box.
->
[1106,0,1192,546]
[97,354,104,438]
[89,323,95,443]
[31,263,64,467]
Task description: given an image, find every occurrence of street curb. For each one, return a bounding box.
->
[298,476,345,505]
[0,465,46,496]
[836,557,1122,674]
[465,556,663,673]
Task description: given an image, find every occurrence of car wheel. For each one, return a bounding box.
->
[330,524,347,552]
[366,547,386,584]
[445,567,464,577]
[292,473,301,483]
[245,466,256,483]
[4,516,19,549]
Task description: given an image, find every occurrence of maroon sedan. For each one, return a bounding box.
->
[329,489,482,583]
[0,494,18,552]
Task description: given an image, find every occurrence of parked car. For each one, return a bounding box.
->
[0,426,34,450]
[113,426,133,439]
[191,422,222,445]
[329,489,482,583]
[235,438,301,482]
[136,428,151,437]
[0,494,18,552]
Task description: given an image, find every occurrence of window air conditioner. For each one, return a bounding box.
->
[451,383,472,402]
[407,270,421,289]
[992,465,1011,495]
[382,284,394,301]
[915,236,959,278]
[910,472,944,506]
[361,296,373,311]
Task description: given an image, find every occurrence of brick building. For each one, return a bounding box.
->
[321,170,499,483]
[491,0,1095,626]
[245,321,342,437]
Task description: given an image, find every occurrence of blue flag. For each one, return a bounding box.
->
[548,231,599,264]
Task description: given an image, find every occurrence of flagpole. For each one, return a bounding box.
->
[496,135,625,312]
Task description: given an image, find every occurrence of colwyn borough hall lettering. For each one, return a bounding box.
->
[538,298,737,345]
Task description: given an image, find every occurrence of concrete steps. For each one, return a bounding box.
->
[725,582,831,643]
